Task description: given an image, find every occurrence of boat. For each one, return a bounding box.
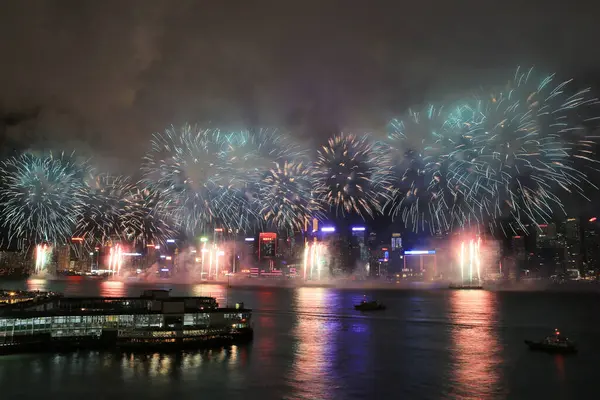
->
[449,282,483,290]
[354,298,386,311]
[0,289,252,355]
[524,329,577,354]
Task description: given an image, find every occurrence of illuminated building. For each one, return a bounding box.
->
[391,233,402,252]
[70,237,87,272]
[367,231,378,249]
[563,217,582,270]
[56,244,71,272]
[369,245,390,278]
[318,227,344,275]
[402,250,437,280]
[244,237,257,262]
[389,233,403,275]
[351,227,367,261]
[535,223,564,276]
[583,217,600,274]
[258,232,277,270]
[510,235,526,279]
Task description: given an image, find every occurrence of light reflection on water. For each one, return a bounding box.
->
[100,280,126,297]
[289,287,338,400]
[448,290,503,398]
[26,278,50,292]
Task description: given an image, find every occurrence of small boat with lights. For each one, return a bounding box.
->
[354,298,386,311]
[0,289,252,355]
[525,329,577,354]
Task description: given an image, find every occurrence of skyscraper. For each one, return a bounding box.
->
[258,232,277,270]
[351,226,367,259]
[583,218,599,274]
[563,218,582,270]
[389,233,403,275]
[535,223,563,276]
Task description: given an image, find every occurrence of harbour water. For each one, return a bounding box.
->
[0,278,599,399]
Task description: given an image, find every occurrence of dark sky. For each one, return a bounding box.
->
[1,1,599,174]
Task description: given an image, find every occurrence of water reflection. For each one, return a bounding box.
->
[289,287,338,400]
[448,290,503,398]
[190,283,226,303]
[26,278,49,292]
[100,280,126,297]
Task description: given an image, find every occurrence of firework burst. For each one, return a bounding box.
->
[122,187,177,247]
[383,105,471,233]
[0,153,89,246]
[315,133,391,218]
[75,174,134,245]
[446,67,600,231]
[259,160,321,232]
[142,125,263,233]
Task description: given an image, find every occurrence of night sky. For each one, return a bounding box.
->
[1,1,600,178]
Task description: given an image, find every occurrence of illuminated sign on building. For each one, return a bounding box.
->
[404,250,436,255]
[258,232,277,260]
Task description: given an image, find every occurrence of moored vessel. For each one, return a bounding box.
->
[0,289,252,354]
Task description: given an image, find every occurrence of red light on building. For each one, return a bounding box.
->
[71,237,84,242]
[214,228,223,232]
[381,248,388,251]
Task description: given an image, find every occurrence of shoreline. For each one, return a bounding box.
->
[15,275,600,293]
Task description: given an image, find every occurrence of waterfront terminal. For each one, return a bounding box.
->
[0,289,252,354]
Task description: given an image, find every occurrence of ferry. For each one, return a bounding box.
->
[0,289,252,355]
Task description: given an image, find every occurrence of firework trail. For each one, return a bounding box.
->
[75,174,134,245]
[0,153,89,246]
[448,67,600,231]
[314,133,392,219]
[259,160,322,232]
